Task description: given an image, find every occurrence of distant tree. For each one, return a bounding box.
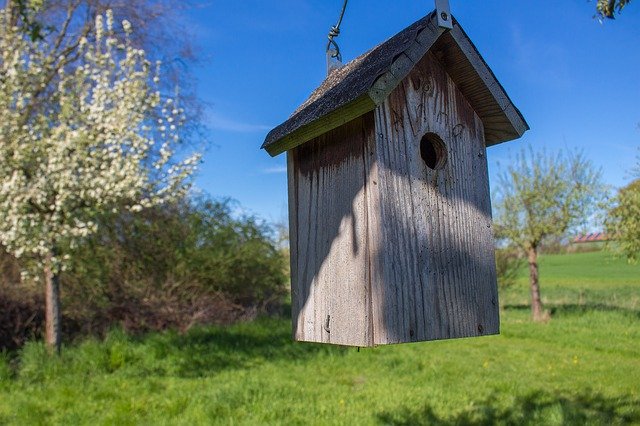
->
[596,0,632,19]
[494,148,603,321]
[0,7,199,352]
[606,179,640,262]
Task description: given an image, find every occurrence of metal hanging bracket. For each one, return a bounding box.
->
[326,0,349,75]
[435,0,453,29]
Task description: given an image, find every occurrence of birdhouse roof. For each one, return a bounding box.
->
[262,11,529,157]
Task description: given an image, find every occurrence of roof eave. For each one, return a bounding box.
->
[263,12,528,157]
[444,21,529,145]
[264,94,376,157]
[263,12,444,157]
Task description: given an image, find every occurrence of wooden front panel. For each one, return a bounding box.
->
[370,52,499,344]
[288,114,376,346]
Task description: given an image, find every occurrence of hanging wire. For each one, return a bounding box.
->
[326,0,349,62]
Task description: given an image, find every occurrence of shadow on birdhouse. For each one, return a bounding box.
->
[262,11,529,347]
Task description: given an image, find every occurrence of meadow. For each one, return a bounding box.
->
[0,250,638,425]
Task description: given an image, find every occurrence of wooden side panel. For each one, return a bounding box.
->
[371,52,499,345]
[288,114,375,347]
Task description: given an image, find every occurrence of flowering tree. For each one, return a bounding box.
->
[0,7,200,352]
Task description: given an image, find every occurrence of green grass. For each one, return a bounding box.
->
[0,250,638,425]
[503,250,640,311]
[518,250,638,287]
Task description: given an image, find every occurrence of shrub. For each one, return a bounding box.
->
[496,247,524,289]
[0,280,43,351]
[1,196,287,349]
[0,351,11,384]
[62,196,287,336]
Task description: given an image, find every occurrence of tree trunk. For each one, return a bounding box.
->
[7,0,18,27]
[527,245,545,322]
[44,251,61,354]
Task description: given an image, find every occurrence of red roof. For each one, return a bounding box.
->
[572,233,609,243]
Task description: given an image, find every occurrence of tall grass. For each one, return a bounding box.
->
[0,352,11,384]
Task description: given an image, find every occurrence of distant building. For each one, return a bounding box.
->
[571,233,609,244]
[568,232,609,253]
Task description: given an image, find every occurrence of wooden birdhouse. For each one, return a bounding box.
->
[262,10,528,347]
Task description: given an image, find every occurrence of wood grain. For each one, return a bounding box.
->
[368,19,443,105]
[288,113,376,347]
[370,51,499,344]
[288,51,500,347]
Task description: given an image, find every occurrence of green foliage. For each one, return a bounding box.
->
[495,247,524,289]
[596,0,632,18]
[0,196,287,348]
[494,147,604,252]
[177,198,286,304]
[606,179,640,263]
[0,352,11,384]
[60,196,287,334]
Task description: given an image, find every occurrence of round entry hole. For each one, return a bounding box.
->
[420,132,447,170]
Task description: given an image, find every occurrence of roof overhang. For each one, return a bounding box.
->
[262,11,529,157]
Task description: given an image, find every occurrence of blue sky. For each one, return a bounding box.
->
[184,0,639,223]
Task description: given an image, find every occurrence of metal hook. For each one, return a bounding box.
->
[326,0,349,74]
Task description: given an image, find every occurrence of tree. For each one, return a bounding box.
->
[0,7,199,352]
[596,0,632,19]
[606,179,640,262]
[2,0,203,142]
[493,148,603,321]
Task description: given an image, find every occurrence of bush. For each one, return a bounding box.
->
[1,196,287,350]
[0,351,11,385]
[566,241,605,254]
[0,282,44,351]
[62,196,287,336]
[496,247,524,289]
[538,237,568,255]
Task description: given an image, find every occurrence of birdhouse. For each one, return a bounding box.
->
[262,11,528,347]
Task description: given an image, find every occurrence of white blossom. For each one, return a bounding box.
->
[0,10,200,275]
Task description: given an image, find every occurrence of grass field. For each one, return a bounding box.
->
[0,250,638,425]
[503,250,640,311]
